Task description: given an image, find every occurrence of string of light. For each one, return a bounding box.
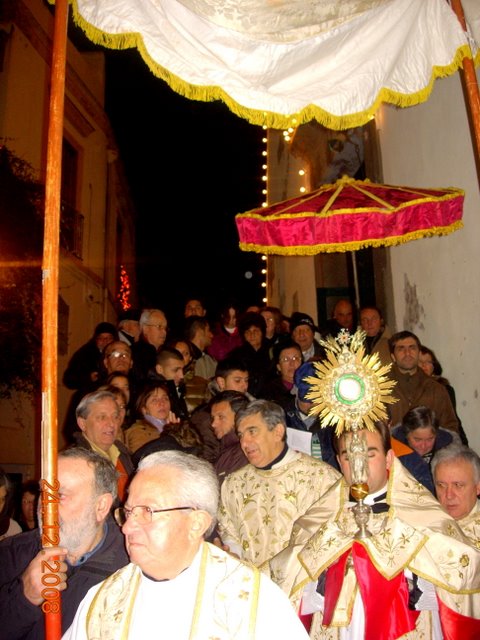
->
[261,124,268,303]
[259,118,308,304]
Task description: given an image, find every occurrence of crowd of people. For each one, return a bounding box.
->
[1,296,480,639]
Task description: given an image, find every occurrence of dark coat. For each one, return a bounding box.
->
[214,430,248,486]
[229,342,272,397]
[0,517,128,639]
[62,340,102,391]
[62,340,103,444]
[190,406,221,463]
[131,340,157,388]
[260,376,296,412]
[285,408,339,471]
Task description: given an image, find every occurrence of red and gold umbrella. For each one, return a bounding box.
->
[235,175,464,256]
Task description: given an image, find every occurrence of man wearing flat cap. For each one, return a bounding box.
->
[290,312,325,361]
[117,309,141,346]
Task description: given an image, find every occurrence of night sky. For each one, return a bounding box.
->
[104,49,264,324]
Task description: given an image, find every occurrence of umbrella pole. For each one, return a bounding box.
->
[351,252,361,312]
[41,0,68,638]
[450,0,480,166]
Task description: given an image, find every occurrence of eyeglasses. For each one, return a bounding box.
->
[114,505,194,526]
[279,355,301,363]
[145,323,167,330]
[107,351,130,360]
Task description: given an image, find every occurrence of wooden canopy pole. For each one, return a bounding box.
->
[450,0,480,165]
[41,0,68,638]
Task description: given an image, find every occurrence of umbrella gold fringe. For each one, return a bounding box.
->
[238,220,463,255]
[66,1,475,131]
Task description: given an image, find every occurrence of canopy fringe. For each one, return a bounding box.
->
[66,0,475,131]
[238,221,464,255]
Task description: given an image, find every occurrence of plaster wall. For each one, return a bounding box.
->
[0,0,137,476]
[267,129,318,322]
[0,21,48,169]
[378,69,480,450]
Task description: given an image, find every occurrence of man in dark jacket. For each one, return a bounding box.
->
[285,362,339,470]
[147,347,189,420]
[62,322,117,443]
[63,322,117,393]
[210,391,249,485]
[0,448,128,639]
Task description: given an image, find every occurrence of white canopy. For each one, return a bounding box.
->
[71,0,479,129]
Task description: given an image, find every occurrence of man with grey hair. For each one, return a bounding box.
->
[218,399,340,566]
[131,308,168,386]
[432,443,480,545]
[0,448,128,639]
[63,450,309,639]
[74,389,133,503]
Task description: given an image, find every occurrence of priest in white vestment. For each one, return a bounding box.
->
[62,450,309,640]
[218,399,340,566]
[268,424,480,640]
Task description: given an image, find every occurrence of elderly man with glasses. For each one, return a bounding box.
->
[63,450,309,639]
[131,308,169,387]
[102,340,133,377]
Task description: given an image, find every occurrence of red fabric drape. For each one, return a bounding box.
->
[322,543,419,640]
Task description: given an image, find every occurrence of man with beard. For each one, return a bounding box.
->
[0,448,128,639]
[387,331,459,432]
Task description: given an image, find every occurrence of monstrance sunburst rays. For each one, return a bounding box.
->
[304,329,397,436]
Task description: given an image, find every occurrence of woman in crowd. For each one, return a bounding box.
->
[229,312,272,397]
[261,340,303,412]
[105,371,135,425]
[391,405,461,494]
[125,383,202,463]
[260,305,288,353]
[419,344,468,445]
[16,479,39,531]
[208,301,242,362]
[0,468,21,541]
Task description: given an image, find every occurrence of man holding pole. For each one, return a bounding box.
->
[0,448,128,639]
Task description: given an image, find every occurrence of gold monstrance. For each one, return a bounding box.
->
[304,329,397,538]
